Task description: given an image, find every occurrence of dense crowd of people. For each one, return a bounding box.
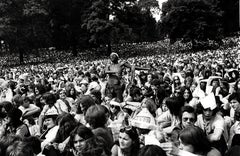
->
[0,36,239,156]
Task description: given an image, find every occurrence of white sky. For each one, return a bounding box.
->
[153,0,168,21]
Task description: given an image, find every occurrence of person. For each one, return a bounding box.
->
[80,135,111,156]
[68,125,94,156]
[170,106,197,144]
[5,107,30,138]
[105,53,149,102]
[157,96,184,133]
[18,96,41,119]
[5,141,35,156]
[74,95,95,125]
[40,111,59,154]
[85,105,114,150]
[138,145,167,156]
[111,126,140,156]
[195,93,227,155]
[178,126,221,156]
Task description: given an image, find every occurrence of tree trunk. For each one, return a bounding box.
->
[19,48,24,65]
[107,43,111,55]
[72,45,77,57]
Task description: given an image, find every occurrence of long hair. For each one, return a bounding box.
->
[69,125,94,149]
[165,96,184,116]
[119,126,140,156]
[179,126,211,155]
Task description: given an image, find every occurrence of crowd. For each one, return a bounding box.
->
[0,36,239,156]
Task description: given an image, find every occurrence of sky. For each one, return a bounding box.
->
[153,0,168,21]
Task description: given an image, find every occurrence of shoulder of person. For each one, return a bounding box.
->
[111,144,119,156]
[207,147,221,156]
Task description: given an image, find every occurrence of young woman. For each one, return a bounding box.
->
[68,125,94,156]
[111,126,140,156]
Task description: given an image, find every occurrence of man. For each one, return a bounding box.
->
[170,105,197,143]
[195,93,227,155]
[105,53,149,102]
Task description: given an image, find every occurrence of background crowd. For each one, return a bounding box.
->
[0,36,239,156]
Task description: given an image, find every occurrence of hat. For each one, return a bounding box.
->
[44,109,59,119]
[110,52,119,58]
[80,79,89,84]
[200,93,217,110]
[130,108,156,130]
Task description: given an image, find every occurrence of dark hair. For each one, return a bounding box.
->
[75,95,95,114]
[234,78,240,91]
[138,145,167,156]
[42,92,56,106]
[6,141,34,156]
[130,86,142,98]
[23,136,41,155]
[85,105,107,129]
[180,105,196,122]
[231,134,240,148]
[69,125,94,149]
[165,96,184,116]
[55,113,78,142]
[35,84,46,95]
[142,98,156,117]
[81,136,111,156]
[179,126,211,155]
[0,135,22,156]
[119,126,140,156]
[182,87,193,103]
[229,93,240,103]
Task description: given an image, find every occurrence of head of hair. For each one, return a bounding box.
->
[6,141,34,156]
[231,134,240,148]
[23,136,41,155]
[179,126,211,155]
[81,136,111,156]
[182,87,193,102]
[0,134,22,156]
[119,126,140,156]
[42,92,56,106]
[165,96,184,116]
[180,105,196,122]
[142,98,156,117]
[85,105,107,129]
[138,145,167,156]
[229,93,240,103]
[69,125,94,149]
[75,95,95,114]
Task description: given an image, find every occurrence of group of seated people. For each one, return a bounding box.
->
[0,47,240,156]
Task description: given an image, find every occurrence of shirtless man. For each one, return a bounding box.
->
[105,53,149,102]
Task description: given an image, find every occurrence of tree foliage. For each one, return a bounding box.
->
[0,0,50,63]
[161,0,224,45]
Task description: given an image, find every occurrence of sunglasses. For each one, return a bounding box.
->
[182,117,195,122]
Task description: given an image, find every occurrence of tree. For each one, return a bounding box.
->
[0,0,50,64]
[161,0,223,49]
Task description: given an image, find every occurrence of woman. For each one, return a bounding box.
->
[157,96,184,132]
[111,126,140,156]
[68,125,94,156]
[5,107,30,138]
[182,87,193,105]
[178,126,221,156]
